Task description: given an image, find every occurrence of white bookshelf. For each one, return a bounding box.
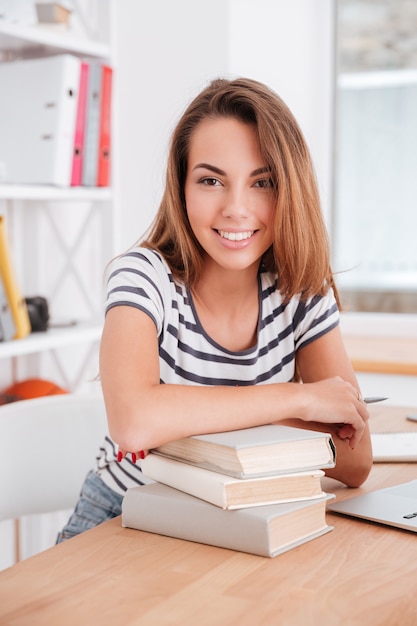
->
[0,20,110,58]
[0,321,102,359]
[0,1,115,389]
[0,184,111,201]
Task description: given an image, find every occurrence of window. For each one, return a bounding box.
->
[333,0,417,313]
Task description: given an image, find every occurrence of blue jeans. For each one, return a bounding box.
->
[56,470,123,543]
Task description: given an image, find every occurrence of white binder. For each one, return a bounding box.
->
[0,54,81,186]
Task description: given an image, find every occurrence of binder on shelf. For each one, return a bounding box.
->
[71,61,90,187]
[82,61,102,187]
[0,216,31,340]
[97,65,113,187]
[0,272,15,342]
[0,54,81,186]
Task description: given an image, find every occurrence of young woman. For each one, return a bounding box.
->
[57,77,372,542]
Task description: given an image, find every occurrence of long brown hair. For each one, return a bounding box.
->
[142,77,339,305]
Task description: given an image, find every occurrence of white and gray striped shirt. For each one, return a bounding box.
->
[96,247,339,495]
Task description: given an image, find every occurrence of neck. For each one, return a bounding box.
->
[193,262,259,307]
[190,263,261,352]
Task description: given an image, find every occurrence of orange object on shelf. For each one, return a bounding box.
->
[1,378,68,404]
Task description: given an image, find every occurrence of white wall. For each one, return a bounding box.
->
[114,0,335,252]
[228,0,335,226]
[112,0,230,252]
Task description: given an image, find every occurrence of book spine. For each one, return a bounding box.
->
[0,216,31,339]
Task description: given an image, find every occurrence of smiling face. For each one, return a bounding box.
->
[184,116,275,278]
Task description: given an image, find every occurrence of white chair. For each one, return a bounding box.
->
[0,394,108,560]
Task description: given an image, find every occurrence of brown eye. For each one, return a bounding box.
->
[255,178,274,189]
[200,177,220,186]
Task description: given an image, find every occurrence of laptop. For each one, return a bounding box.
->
[327,479,417,532]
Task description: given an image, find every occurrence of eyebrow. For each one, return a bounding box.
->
[192,163,270,177]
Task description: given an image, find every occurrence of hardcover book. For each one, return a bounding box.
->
[153,424,336,478]
[122,482,334,558]
[140,453,326,509]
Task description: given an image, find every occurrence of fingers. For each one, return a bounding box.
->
[333,383,368,449]
[337,423,358,449]
[336,402,368,448]
[117,449,147,463]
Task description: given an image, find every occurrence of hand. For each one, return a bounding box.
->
[300,377,369,449]
[117,449,149,463]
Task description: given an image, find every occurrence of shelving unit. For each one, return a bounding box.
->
[0,321,102,359]
[0,184,111,201]
[0,20,110,58]
[0,1,115,392]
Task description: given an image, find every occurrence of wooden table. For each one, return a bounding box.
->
[344,334,417,375]
[1,405,417,625]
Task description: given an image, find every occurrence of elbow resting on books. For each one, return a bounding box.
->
[103,377,372,489]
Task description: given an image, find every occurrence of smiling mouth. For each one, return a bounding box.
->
[217,230,256,241]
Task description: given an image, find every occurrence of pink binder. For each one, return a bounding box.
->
[97,65,113,187]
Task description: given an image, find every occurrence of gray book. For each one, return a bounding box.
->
[154,424,336,478]
[122,482,334,558]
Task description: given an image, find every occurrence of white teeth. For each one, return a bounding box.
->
[218,230,254,241]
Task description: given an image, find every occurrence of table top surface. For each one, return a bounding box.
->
[343,334,417,375]
[1,404,417,626]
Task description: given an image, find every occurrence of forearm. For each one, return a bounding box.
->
[103,380,303,452]
[102,374,369,457]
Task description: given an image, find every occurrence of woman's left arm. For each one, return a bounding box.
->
[291,325,373,487]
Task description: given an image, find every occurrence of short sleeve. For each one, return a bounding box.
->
[293,287,340,352]
[105,248,171,337]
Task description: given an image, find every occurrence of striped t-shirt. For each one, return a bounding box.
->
[95,247,339,495]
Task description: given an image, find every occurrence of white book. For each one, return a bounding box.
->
[122,482,334,558]
[0,54,80,186]
[154,424,336,478]
[141,453,326,509]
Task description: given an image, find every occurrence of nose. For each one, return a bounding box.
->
[222,186,249,220]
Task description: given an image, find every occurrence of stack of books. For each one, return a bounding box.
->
[0,54,112,188]
[122,424,337,558]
